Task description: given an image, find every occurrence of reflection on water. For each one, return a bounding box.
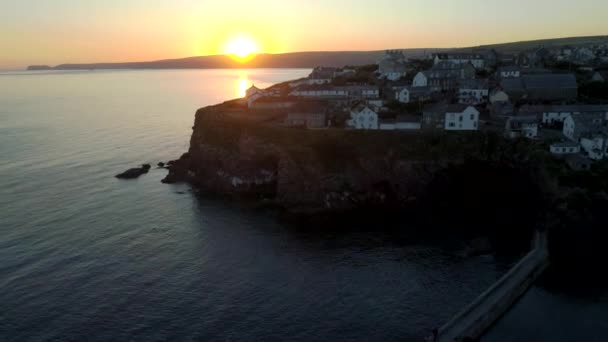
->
[237,71,252,98]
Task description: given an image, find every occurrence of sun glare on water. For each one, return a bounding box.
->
[225,36,259,62]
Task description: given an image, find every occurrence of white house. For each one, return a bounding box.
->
[412,72,428,88]
[290,86,349,98]
[434,53,485,69]
[348,104,379,130]
[458,79,489,105]
[591,71,608,82]
[563,113,605,141]
[550,142,581,155]
[541,105,608,125]
[580,135,607,160]
[444,104,479,131]
[394,87,411,103]
[505,116,539,139]
[489,89,510,104]
[378,50,408,81]
[394,86,431,104]
[497,66,521,79]
[246,85,266,107]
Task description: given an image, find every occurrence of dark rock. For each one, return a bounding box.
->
[115,164,151,179]
[157,162,165,168]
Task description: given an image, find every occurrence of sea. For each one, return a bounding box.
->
[0,69,605,341]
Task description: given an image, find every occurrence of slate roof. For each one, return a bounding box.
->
[459,79,489,89]
[521,74,577,90]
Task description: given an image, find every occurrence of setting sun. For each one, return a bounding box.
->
[224,35,259,62]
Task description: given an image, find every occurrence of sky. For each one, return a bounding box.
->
[1,0,608,69]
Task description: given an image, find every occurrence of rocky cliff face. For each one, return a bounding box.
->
[164,103,551,221]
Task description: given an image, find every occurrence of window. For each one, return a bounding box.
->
[449,122,455,127]
[470,114,475,120]
[459,116,463,122]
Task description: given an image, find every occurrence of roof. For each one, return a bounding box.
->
[521,74,577,90]
[501,78,525,91]
[568,113,605,134]
[459,79,489,89]
[445,104,474,113]
[351,103,379,113]
[544,104,608,113]
[551,141,580,148]
[497,66,521,73]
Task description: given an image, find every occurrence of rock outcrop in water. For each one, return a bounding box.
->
[115,164,151,179]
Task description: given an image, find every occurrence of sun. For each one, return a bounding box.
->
[224,36,259,62]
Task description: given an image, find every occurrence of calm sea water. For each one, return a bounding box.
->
[0,69,514,341]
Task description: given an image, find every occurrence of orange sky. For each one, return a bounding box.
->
[1,0,607,69]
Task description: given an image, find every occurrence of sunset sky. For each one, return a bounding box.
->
[1,0,608,69]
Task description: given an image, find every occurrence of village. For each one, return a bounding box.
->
[244,43,608,169]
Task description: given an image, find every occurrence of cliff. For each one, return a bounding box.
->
[164,102,552,231]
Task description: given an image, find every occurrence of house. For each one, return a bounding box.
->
[497,66,521,79]
[580,135,607,160]
[501,74,578,102]
[563,113,606,141]
[343,85,380,99]
[550,141,581,155]
[505,116,539,139]
[489,89,510,104]
[433,52,485,69]
[518,47,550,68]
[348,104,379,130]
[444,105,479,131]
[571,47,596,64]
[393,86,431,104]
[413,62,475,92]
[378,50,408,81]
[591,71,608,82]
[308,67,336,84]
[541,105,608,125]
[290,85,349,98]
[458,79,489,105]
[246,85,266,107]
[284,102,327,129]
[422,104,479,131]
[334,67,356,78]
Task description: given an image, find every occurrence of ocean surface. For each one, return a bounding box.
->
[0,69,594,341]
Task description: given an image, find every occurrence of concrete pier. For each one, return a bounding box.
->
[432,231,549,342]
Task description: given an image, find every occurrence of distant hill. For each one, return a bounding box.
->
[34,50,435,71]
[26,35,608,71]
[470,35,608,53]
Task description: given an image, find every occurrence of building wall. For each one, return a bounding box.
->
[396,89,410,103]
[458,88,489,104]
[563,116,576,141]
[413,73,428,87]
[444,107,479,131]
[348,107,379,130]
[550,144,580,155]
[581,137,606,160]
[395,122,421,130]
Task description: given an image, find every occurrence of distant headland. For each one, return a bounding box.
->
[26,35,608,71]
